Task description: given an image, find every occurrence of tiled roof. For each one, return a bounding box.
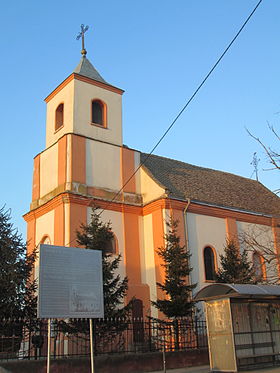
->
[141,153,280,216]
[74,56,108,84]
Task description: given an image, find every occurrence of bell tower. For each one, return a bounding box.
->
[24,28,126,250]
[45,52,124,149]
[24,28,150,317]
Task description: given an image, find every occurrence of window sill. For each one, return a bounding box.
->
[54,124,64,134]
[90,122,107,129]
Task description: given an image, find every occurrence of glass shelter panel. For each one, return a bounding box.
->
[231,301,280,368]
[270,304,280,354]
[206,299,236,372]
[231,303,253,359]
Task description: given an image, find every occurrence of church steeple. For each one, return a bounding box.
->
[74,25,108,84]
[73,56,107,84]
[44,27,124,149]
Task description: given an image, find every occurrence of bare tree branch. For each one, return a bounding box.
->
[246,125,280,171]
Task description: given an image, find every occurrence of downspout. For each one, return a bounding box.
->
[183,199,193,292]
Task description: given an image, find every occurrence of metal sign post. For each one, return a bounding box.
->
[47,319,51,373]
[90,319,95,373]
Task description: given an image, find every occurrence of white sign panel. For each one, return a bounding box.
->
[38,244,104,319]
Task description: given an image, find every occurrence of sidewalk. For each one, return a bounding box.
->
[148,365,280,373]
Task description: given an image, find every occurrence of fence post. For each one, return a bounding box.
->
[148,318,152,352]
[194,316,198,349]
[162,343,166,373]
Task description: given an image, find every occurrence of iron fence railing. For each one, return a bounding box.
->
[0,317,208,360]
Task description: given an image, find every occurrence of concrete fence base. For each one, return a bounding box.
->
[0,349,209,373]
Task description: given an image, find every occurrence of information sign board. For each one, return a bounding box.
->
[37,244,104,318]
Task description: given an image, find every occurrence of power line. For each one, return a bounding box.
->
[98,0,263,213]
[66,0,264,246]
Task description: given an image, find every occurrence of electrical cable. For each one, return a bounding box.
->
[66,0,264,246]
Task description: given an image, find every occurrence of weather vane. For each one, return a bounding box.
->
[76,24,89,56]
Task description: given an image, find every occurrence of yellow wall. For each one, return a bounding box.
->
[237,221,276,282]
[187,212,226,289]
[74,79,123,146]
[141,213,158,318]
[134,151,141,194]
[40,143,58,198]
[140,167,165,204]
[35,210,55,246]
[88,207,126,281]
[86,139,121,191]
[45,80,74,148]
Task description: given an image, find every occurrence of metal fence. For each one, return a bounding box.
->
[0,317,208,361]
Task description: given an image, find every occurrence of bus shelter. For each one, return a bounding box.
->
[195,284,280,372]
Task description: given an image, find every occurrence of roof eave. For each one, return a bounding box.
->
[45,73,124,103]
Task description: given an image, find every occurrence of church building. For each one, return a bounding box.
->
[24,42,280,319]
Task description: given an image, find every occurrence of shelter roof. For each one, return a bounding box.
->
[194,283,280,301]
[140,153,280,216]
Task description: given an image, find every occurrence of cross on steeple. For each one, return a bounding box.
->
[76,24,89,57]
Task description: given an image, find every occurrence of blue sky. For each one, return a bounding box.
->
[0,0,279,238]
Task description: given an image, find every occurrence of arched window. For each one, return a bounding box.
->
[40,235,51,245]
[204,246,216,281]
[253,252,266,281]
[55,103,64,131]
[105,235,118,255]
[91,100,106,126]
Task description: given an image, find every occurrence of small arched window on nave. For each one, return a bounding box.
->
[204,246,216,281]
[253,251,266,281]
[55,103,64,131]
[105,234,118,255]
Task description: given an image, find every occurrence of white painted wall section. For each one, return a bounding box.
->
[35,210,55,246]
[142,214,158,318]
[45,80,74,148]
[134,151,141,194]
[74,80,123,146]
[40,144,58,198]
[237,222,277,282]
[87,207,126,282]
[187,212,226,290]
[86,139,121,190]
[140,167,165,204]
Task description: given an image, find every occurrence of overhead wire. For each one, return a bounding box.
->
[66,0,264,246]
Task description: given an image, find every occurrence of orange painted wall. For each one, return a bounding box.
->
[54,204,65,246]
[58,136,67,186]
[71,135,86,184]
[27,218,36,255]
[69,202,87,247]
[272,218,280,276]
[225,217,239,247]
[121,147,136,193]
[32,155,40,201]
[123,212,141,284]
[172,209,186,246]
[123,212,151,315]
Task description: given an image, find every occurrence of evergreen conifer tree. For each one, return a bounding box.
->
[152,218,196,318]
[76,208,131,319]
[152,218,196,350]
[0,206,37,319]
[215,239,256,284]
